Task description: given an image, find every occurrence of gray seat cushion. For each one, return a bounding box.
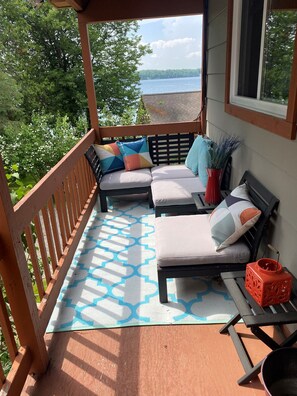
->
[151,164,196,181]
[100,168,152,190]
[151,177,206,206]
[155,214,250,267]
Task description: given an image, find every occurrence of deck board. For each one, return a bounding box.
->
[23,324,270,395]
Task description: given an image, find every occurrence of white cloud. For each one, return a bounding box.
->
[151,38,195,50]
[162,16,203,40]
[139,15,203,70]
[186,51,201,59]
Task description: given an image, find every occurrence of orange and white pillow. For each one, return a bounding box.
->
[116,138,153,171]
[209,184,261,251]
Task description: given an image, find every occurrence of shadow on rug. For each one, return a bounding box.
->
[47,198,238,332]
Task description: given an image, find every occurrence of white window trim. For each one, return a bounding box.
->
[230,0,287,119]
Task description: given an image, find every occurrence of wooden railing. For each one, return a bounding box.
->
[99,120,201,139]
[0,128,97,395]
[13,129,98,332]
[0,120,201,394]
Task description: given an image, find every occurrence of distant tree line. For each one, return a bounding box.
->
[139,69,200,80]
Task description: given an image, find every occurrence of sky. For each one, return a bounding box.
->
[138,15,203,70]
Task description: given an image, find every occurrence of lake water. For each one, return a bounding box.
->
[139,76,201,94]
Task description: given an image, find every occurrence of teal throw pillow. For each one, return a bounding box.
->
[198,137,212,187]
[185,135,202,175]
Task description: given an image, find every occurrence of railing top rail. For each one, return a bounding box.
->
[99,121,201,138]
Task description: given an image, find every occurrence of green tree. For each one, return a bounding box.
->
[139,69,200,80]
[136,99,151,124]
[5,164,33,204]
[0,113,86,181]
[0,1,151,123]
[89,21,151,120]
[261,10,297,104]
[0,71,23,133]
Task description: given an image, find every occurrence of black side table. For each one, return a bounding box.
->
[220,270,297,385]
[191,190,230,213]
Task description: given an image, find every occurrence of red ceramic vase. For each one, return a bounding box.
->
[204,168,222,204]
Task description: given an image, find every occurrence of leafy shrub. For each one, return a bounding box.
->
[0,113,87,182]
[4,164,33,205]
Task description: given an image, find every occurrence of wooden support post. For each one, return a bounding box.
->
[78,15,100,140]
[201,0,207,135]
[0,157,48,375]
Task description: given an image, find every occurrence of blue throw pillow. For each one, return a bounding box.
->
[93,142,125,175]
[198,138,212,187]
[185,135,202,175]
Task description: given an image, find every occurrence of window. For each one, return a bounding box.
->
[225,0,297,139]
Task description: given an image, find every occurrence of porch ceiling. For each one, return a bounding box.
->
[50,0,203,22]
[49,0,88,11]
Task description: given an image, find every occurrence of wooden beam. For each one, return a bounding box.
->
[79,0,203,24]
[77,17,100,136]
[67,0,88,10]
[49,0,88,11]
[271,0,297,10]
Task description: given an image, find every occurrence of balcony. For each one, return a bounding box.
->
[1,0,297,394]
[0,123,273,395]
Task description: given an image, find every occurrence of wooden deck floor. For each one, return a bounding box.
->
[23,324,271,395]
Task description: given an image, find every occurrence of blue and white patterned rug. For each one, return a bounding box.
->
[47,198,238,333]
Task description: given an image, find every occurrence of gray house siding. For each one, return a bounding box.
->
[207,0,297,274]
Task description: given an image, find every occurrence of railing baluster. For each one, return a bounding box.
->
[69,171,80,223]
[47,197,62,260]
[84,157,93,192]
[54,188,67,250]
[41,206,58,272]
[34,214,51,283]
[0,290,17,361]
[59,184,71,240]
[79,158,88,201]
[74,164,84,213]
[86,157,96,198]
[24,225,45,301]
[80,157,90,202]
[0,362,5,385]
[63,176,75,232]
[76,160,85,210]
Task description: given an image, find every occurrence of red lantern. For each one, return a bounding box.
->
[245,258,292,307]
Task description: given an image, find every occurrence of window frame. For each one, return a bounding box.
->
[225,0,297,140]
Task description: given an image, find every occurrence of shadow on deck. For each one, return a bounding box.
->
[24,324,269,395]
